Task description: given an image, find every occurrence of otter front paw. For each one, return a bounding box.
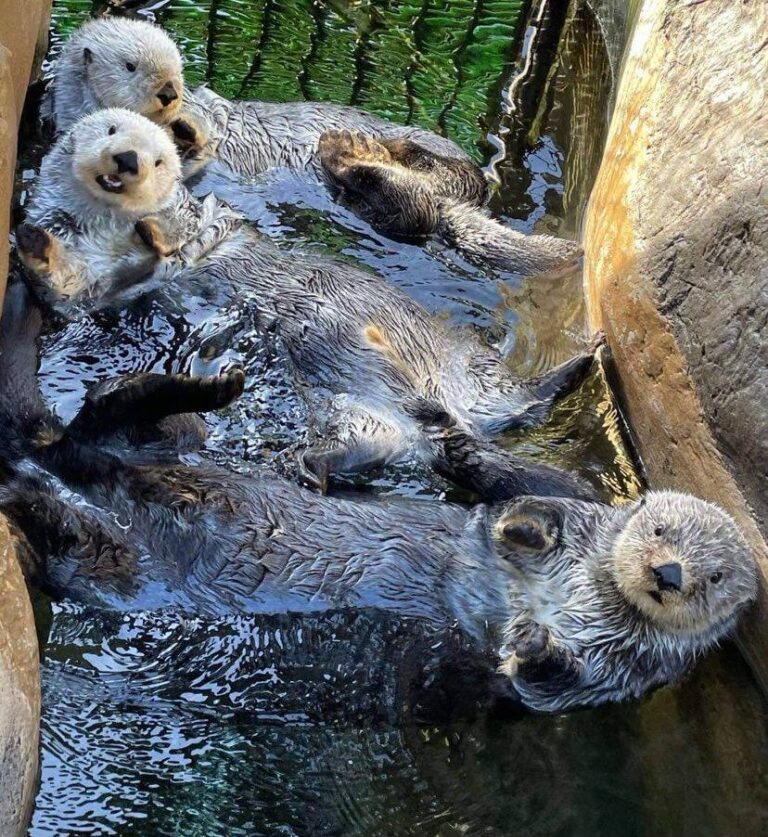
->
[319,129,393,178]
[297,448,331,495]
[499,626,581,689]
[495,498,563,556]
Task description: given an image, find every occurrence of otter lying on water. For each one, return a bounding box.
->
[0,283,757,713]
[43,17,184,131]
[46,17,580,275]
[19,110,598,492]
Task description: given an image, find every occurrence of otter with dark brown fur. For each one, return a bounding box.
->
[0,284,757,713]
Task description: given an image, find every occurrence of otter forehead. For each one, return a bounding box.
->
[626,491,753,574]
[72,108,179,164]
[70,17,182,77]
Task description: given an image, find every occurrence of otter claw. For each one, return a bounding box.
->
[515,626,550,661]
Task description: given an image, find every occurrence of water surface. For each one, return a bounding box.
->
[25,1,768,834]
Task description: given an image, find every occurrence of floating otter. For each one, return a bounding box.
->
[175,86,580,274]
[47,18,580,275]
[19,114,598,491]
[0,283,757,713]
[44,17,183,132]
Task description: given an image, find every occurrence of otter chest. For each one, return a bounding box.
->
[505,558,599,646]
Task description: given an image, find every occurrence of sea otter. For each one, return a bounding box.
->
[0,283,757,713]
[43,17,183,131]
[46,17,580,275]
[18,112,599,491]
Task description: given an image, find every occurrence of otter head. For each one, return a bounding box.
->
[611,491,757,637]
[74,18,184,122]
[70,109,181,216]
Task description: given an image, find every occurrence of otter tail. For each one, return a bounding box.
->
[437,201,582,276]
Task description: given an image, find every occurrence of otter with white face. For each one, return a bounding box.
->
[495,492,757,711]
[46,17,183,131]
[27,108,182,224]
[48,18,580,275]
[0,285,756,713]
[610,492,756,636]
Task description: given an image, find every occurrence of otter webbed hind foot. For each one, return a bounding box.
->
[505,340,602,431]
[319,129,487,239]
[65,369,246,443]
[409,403,599,502]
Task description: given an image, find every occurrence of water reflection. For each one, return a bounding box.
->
[25,1,766,834]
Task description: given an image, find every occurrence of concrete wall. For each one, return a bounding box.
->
[0,0,51,832]
[583,0,768,687]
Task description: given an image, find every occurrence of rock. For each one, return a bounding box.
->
[0,0,52,832]
[583,0,768,686]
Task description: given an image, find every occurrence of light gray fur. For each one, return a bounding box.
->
[20,168,596,481]
[0,284,756,713]
[42,16,579,274]
[45,17,184,132]
[179,87,580,273]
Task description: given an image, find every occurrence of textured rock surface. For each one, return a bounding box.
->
[584,0,768,685]
[0,0,50,832]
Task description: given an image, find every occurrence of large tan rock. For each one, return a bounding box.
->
[584,0,768,685]
[0,0,51,832]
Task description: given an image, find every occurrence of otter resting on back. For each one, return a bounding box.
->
[47,17,580,276]
[0,283,757,713]
[43,17,183,131]
[19,110,599,494]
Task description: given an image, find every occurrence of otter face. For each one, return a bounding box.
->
[78,19,183,122]
[71,109,181,215]
[612,491,757,636]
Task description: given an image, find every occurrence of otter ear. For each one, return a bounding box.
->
[83,47,93,65]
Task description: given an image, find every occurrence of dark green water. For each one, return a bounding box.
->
[25,1,768,834]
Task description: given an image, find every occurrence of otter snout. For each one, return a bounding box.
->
[157,81,179,108]
[653,562,682,592]
[113,150,139,176]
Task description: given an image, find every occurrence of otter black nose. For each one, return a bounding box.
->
[157,82,179,107]
[653,563,682,592]
[113,150,139,175]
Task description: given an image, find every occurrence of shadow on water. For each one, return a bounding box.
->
[22,0,768,834]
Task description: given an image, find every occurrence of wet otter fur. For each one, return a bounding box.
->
[19,117,598,490]
[0,284,757,713]
[44,17,183,132]
[175,86,581,274]
[46,18,580,274]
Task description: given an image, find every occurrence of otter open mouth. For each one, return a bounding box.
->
[96,174,125,194]
[648,591,663,604]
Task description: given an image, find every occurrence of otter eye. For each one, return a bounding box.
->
[710,571,723,584]
[108,125,117,135]
[126,62,137,73]
[654,525,665,537]
[155,159,163,167]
